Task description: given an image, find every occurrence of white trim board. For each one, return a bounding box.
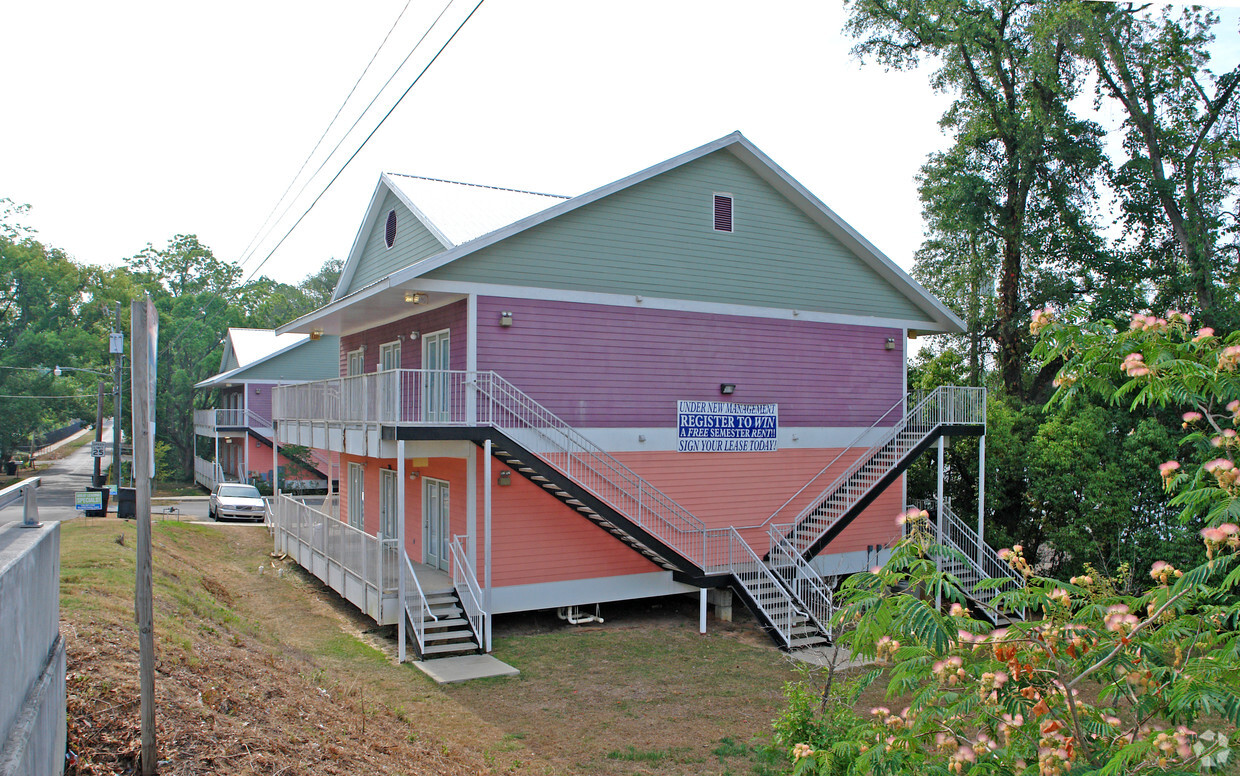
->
[488,571,695,614]
[575,426,892,453]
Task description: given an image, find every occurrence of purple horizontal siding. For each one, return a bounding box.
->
[247,384,273,424]
[339,300,467,375]
[476,296,902,427]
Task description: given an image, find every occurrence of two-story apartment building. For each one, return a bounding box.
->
[268,133,995,660]
[195,328,339,492]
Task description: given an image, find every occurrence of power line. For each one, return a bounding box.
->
[236,0,415,266]
[243,0,488,281]
[239,0,463,272]
[0,393,98,399]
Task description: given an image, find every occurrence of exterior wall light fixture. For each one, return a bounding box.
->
[498,470,512,486]
[310,329,324,340]
[409,330,420,340]
[499,311,513,327]
[408,469,420,480]
[885,337,896,350]
[405,291,428,304]
[720,383,736,395]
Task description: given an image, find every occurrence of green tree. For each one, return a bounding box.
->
[847,0,1107,398]
[1075,3,1240,327]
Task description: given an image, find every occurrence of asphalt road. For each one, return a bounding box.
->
[1,424,212,524]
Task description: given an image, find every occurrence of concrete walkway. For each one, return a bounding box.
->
[412,654,519,684]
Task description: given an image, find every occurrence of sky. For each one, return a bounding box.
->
[3,1,1239,288]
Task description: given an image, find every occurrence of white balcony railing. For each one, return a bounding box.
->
[194,407,272,432]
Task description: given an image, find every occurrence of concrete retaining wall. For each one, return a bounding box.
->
[0,522,65,776]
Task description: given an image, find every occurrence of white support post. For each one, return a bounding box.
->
[977,435,986,552]
[466,444,477,562]
[936,435,945,610]
[484,438,493,653]
[699,588,707,634]
[397,440,407,663]
[214,435,219,487]
[273,416,280,501]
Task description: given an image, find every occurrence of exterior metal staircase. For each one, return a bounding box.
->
[917,499,1023,623]
[402,551,483,660]
[275,372,985,652]
[771,387,985,560]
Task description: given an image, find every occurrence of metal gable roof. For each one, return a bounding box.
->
[384,174,568,247]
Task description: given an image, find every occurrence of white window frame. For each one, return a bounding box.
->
[379,469,398,539]
[347,462,365,530]
[346,348,365,377]
[379,340,402,372]
[712,192,735,233]
[421,328,452,423]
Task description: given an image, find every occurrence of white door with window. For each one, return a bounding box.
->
[422,477,450,571]
[379,469,397,539]
[379,341,401,371]
[347,463,365,530]
[347,349,364,377]
[421,330,451,422]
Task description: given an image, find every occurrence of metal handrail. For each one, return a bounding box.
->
[0,477,40,526]
[761,393,909,525]
[702,526,807,648]
[779,386,986,554]
[449,535,485,647]
[767,524,835,639]
[403,554,437,655]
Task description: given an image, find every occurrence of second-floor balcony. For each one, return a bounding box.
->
[194,407,273,436]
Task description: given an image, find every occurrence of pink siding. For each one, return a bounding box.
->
[613,448,903,554]
[339,453,654,585]
[476,296,903,427]
[339,300,467,375]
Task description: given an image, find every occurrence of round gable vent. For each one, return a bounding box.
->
[384,209,398,249]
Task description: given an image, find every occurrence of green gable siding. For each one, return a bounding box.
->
[343,190,445,296]
[423,150,931,322]
[236,337,340,382]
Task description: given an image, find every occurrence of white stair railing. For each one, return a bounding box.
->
[403,554,437,657]
[767,525,835,639]
[777,386,985,556]
[930,500,1023,612]
[449,535,485,648]
[472,373,710,568]
[703,527,807,648]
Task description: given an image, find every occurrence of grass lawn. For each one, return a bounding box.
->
[59,518,807,775]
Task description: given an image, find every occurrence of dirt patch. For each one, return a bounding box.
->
[61,520,546,775]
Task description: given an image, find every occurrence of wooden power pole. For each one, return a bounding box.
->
[132,298,158,774]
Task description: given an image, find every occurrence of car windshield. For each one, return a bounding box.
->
[218,485,262,499]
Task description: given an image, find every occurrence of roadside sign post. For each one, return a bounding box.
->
[131,298,158,775]
[74,491,104,511]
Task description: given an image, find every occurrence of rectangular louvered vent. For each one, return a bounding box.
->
[713,194,733,232]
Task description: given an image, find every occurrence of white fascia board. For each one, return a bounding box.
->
[726,137,966,334]
[385,132,747,289]
[276,276,392,335]
[380,173,456,250]
[412,278,948,332]
[194,336,325,388]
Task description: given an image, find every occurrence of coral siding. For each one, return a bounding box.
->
[613,448,904,554]
[471,454,659,587]
[339,300,467,375]
[338,453,656,585]
[246,384,273,423]
[476,296,903,427]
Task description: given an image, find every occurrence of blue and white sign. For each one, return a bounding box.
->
[677,400,778,452]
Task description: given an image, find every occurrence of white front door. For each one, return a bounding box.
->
[347,349,364,377]
[347,463,364,530]
[421,330,451,422]
[423,477,450,571]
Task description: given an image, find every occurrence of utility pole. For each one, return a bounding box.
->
[93,381,106,486]
[111,304,124,489]
[132,298,157,774]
